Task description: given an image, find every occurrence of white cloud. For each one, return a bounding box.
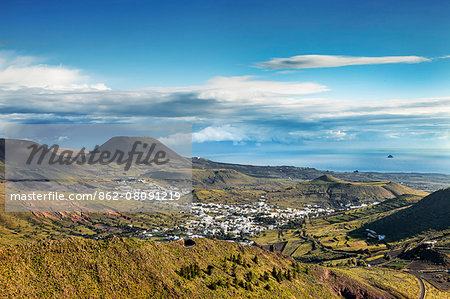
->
[158,132,191,147]
[197,76,328,102]
[150,75,327,104]
[0,51,109,91]
[193,125,248,143]
[255,55,431,70]
[288,131,317,138]
[326,130,351,140]
[289,129,354,141]
[386,133,400,139]
[57,136,69,142]
[276,70,299,74]
[0,51,449,147]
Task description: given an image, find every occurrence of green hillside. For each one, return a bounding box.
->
[353,188,450,241]
[192,169,292,190]
[0,237,399,299]
[251,195,419,262]
[265,174,426,208]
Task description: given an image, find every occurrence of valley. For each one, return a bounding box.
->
[0,138,449,298]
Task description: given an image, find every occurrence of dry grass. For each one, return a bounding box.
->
[336,268,421,299]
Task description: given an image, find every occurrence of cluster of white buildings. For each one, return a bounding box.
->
[345,201,380,210]
[176,199,335,239]
[133,198,337,241]
[110,180,368,242]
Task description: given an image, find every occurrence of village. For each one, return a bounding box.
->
[112,178,382,244]
[139,197,336,243]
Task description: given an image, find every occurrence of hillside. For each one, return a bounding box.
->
[0,137,191,179]
[0,237,401,299]
[98,136,191,168]
[0,138,4,162]
[192,169,292,190]
[265,174,426,208]
[193,157,325,180]
[353,188,450,241]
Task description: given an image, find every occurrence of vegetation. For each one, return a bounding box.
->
[0,237,397,298]
[193,188,265,205]
[353,188,450,241]
[1,143,449,298]
[0,181,188,245]
[192,169,292,190]
[336,268,421,299]
[265,174,426,208]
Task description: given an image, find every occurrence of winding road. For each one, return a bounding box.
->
[410,272,425,299]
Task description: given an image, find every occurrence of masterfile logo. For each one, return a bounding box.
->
[3,123,192,212]
[25,141,170,171]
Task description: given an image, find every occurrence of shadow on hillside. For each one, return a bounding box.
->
[349,188,450,242]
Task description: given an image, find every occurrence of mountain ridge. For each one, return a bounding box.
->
[264,174,426,208]
[192,157,450,192]
[1,139,449,192]
[353,188,450,241]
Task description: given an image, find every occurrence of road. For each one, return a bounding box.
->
[411,272,425,299]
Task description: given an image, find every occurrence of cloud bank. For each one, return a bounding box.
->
[0,51,448,151]
[193,125,249,143]
[0,51,109,91]
[255,55,431,70]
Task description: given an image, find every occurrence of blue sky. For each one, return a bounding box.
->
[1,0,449,172]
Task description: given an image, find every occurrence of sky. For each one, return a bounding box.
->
[1,0,449,173]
